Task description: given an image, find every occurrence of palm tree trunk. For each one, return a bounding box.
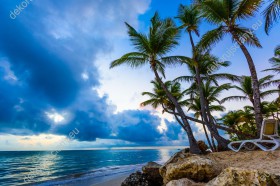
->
[188,32,229,150]
[200,112,215,151]
[205,100,230,149]
[211,134,217,151]
[231,32,263,136]
[152,65,201,154]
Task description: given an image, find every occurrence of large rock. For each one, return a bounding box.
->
[121,171,151,186]
[166,178,205,186]
[206,167,280,186]
[142,162,163,186]
[160,151,221,184]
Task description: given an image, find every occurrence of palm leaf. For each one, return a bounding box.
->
[233,26,262,48]
[263,0,280,34]
[234,0,262,20]
[198,26,227,51]
[110,52,148,69]
[221,96,248,103]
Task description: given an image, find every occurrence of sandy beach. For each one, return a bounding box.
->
[92,174,128,186]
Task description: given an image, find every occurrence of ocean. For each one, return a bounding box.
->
[0,148,181,186]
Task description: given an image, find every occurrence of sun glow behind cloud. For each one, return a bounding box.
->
[45,110,67,124]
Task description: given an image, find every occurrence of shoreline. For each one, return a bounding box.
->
[33,164,143,186]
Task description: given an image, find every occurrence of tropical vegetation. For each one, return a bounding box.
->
[110,0,280,154]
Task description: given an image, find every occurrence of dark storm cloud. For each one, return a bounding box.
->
[113,110,162,142]
[0,3,80,107]
[0,0,186,145]
[164,120,185,140]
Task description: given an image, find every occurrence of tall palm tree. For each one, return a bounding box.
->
[263,45,280,73]
[110,13,201,154]
[221,75,280,104]
[141,80,192,135]
[197,0,264,136]
[176,4,230,149]
[263,0,280,34]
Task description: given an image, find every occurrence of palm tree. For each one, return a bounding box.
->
[263,45,280,73]
[186,81,230,149]
[220,107,257,140]
[176,4,230,149]
[262,101,280,120]
[141,80,193,136]
[110,13,201,154]
[197,0,264,136]
[221,75,280,104]
[174,52,240,85]
[263,0,280,34]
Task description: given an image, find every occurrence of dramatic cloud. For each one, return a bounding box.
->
[1,0,190,147]
[113,110,162,142]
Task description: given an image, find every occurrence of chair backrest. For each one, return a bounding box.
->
[261,119,279,137]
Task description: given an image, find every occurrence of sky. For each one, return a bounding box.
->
[0,0,279,151]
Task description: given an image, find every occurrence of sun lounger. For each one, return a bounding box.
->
[228,119,280,152]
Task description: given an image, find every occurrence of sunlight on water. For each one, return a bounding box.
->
[0,149,180,185]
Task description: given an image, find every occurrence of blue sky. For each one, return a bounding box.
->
[0,0,279,151]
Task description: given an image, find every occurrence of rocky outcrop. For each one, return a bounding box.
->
[121,171,152,186]
[166,178,205,186]
[160,150,221,184]
[206,167,280,186]
[142,162,163,186]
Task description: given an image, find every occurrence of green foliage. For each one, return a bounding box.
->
[263,0,280,34]
[141,79,186,113]
[111,1,280,145]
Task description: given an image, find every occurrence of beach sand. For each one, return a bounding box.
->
[207,149,280,174]
[92,174,127,186]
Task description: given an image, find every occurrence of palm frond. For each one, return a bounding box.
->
[260,89,280,98]
[174,76,195,83]
[234,0,262,20]
[199,0,228,24]
[160,56,192,66]
[263,0,280,34]
[233,26,262,48]
[198,26,227,51]
[208,73,240,82]
[220,96,248,103]
[110,52,148,69]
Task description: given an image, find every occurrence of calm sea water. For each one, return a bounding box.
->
[0,149,180,186]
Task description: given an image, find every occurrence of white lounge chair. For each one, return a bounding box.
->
[228,119,280,152]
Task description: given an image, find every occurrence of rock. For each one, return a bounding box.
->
[142,162,163,186]
[159,149,190,178]
[166,178,205,186]
[197,141,209,154]
[121,171,151,186]
[206,167,280,186]
[160,153,221,184]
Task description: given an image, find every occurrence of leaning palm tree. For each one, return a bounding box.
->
[185,96,225,151]
[141,80,192,136]
[263,0,280,34]
[221,75,280,104]
[176,4,230,149]
[110,13,201,153]
[197,0,264,136]
[263,45,280,73]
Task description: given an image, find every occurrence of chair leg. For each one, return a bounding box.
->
[253,141,279,151]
